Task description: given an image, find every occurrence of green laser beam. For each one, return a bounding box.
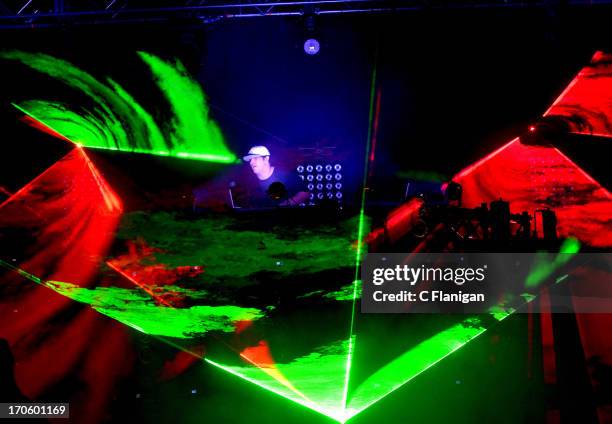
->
[526,238,581,289]
[137,51,232,160]
[116,211,360,281]
[341,44,380,420]
[0,260,264,338]
[2,50,236,163]
[68,143,237,163]
[205,357,344,422]
[340,240,581,422]
[0,256,349,422]
[0,234,580,423]
[204,339,355,422]
[345,318,489,420]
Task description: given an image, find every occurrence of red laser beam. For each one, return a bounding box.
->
[105,239,204,307]
[0,145,129,423]
[544,51,612,138]
[19,114,74,144]
[105,261,174,308]
[368,87,382,177]
[453,139,612,247]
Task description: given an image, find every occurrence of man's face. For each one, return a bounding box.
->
[249,156,269,175]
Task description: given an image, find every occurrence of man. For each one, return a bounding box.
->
[243,145,310,207]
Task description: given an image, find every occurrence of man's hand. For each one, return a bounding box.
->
[291,191,310,205]
[280,191,310,206]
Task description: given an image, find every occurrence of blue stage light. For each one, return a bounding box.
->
[304,39,320,55]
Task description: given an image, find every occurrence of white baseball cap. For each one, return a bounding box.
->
[242,145,271,161]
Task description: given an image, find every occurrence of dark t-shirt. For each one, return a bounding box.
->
[251,168,306,207]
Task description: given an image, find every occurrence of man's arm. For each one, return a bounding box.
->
[284,191,310,206]
[279,171,311,206]
[280,191,310,206]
